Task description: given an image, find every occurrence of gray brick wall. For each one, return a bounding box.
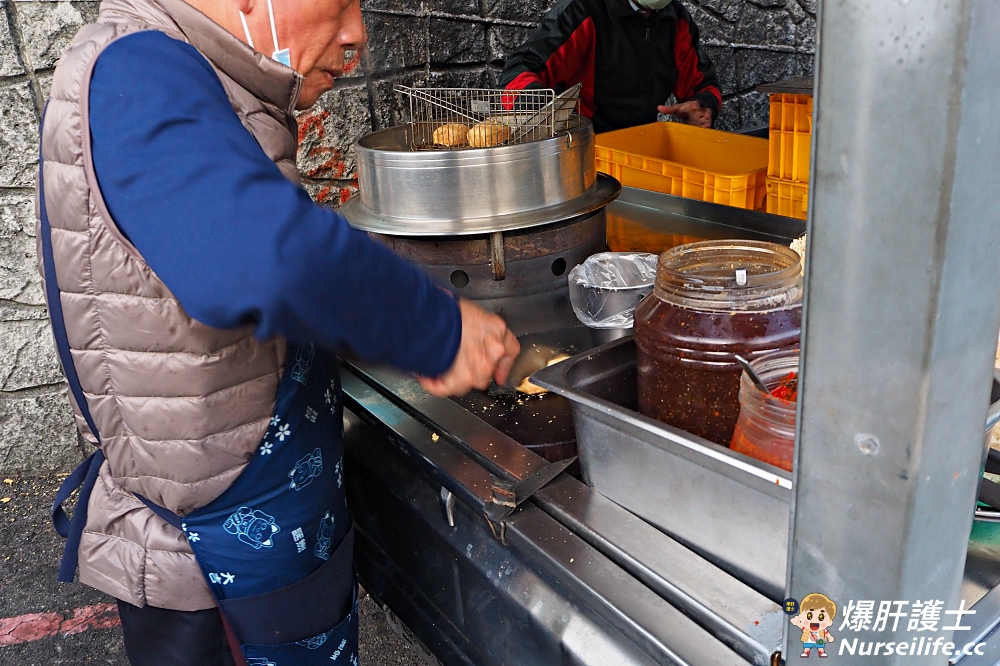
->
[0,0,814,473]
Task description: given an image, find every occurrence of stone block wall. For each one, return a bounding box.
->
[0,0,814,473]
[297,0,817,205]
[1,0,99,473]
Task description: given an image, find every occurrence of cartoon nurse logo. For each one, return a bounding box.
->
[223,507,281,550]
[288,448,323,491]
[789,593,837,658]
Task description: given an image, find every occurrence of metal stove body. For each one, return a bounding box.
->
[342,113,621,467]
[371,210,607,335]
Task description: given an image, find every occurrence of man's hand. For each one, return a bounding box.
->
[418,299,520,397]
[657,99,712,128]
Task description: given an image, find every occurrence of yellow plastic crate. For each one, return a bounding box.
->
[595,122,769,210]
[765,177,809,220]
[768,93,812,183]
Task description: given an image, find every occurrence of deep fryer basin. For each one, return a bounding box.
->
[532,336,1000,600]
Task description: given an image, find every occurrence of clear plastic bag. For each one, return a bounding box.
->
[568,252,659,329]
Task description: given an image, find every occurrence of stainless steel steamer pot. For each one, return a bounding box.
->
[343,118,619,236]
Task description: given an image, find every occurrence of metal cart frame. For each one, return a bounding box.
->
[788,1,1000,663]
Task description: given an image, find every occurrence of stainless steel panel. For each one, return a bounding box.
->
[952,583,1000,665]
[962,514,1000,608]
[343,358,785,664]
[956,623,1000,666]
[606,186,806,245]
[789,0,1000,662]
[508,507,750,666]
[340,369,495,511]
[346,363,554,482]
[533,337,792,600]
[344,120,618,236]
[535,475,784,665]
[343,391,751,666]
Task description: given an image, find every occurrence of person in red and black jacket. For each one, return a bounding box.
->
[499,0,722,133]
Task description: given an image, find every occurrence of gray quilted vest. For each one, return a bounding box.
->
[38,0,302,610]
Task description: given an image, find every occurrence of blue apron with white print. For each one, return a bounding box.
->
[180,344,359,665]
[40,127,359,665]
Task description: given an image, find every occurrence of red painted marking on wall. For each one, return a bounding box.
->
[315,185,333,203]
[0,603,120,647]
[339,186,355,205]
[343,50,361,75]
[297,109,329,144]
[297,109,353,179]
[313,184,357,208]
[302,146,348,179]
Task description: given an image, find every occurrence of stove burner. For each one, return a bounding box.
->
[450,326,612,466]
[450,389,576,464]
[371,211,607,300]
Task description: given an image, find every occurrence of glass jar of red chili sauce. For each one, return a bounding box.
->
[730,349,799,471]
[633,240,802,446]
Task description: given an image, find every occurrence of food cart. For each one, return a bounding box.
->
[339,1,1000,663]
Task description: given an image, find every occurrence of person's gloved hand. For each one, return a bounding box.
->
[657,99,712,128]
[418,299,520,397]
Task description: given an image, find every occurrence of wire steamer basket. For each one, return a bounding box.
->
[340,83,619,236]
[396,84,582,150]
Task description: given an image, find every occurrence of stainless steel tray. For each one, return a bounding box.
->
[533,336,1000,600]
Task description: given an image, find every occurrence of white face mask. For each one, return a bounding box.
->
[635,0,672,9]
[239,0,291,67]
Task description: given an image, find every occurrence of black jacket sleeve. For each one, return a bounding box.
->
[498,0,595,92]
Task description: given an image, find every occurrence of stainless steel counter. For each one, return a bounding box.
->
[342,362,781,666]
[343,188,1000,665]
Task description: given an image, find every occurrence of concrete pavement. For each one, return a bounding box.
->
[0,475,431,666]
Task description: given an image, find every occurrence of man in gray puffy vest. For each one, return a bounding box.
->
[39,0,519,663]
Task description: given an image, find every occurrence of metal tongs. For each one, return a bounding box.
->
[508,83,582,143]
[735,354,772,396]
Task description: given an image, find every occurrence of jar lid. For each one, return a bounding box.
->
[655,240,803,311]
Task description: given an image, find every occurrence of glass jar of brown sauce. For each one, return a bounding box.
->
[633,240,802,446]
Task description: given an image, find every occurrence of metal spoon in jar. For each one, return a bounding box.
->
[734,354,772,396]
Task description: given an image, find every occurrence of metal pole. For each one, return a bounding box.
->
[788,0,1000,662]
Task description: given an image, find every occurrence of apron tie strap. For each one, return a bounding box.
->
[52,449,105,582]
[134,493,183,531]
[37,107,111,582]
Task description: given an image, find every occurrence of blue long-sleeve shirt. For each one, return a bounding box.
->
[88,31,461,377]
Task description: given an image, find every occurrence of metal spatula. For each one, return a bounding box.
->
[503,343,564,390]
